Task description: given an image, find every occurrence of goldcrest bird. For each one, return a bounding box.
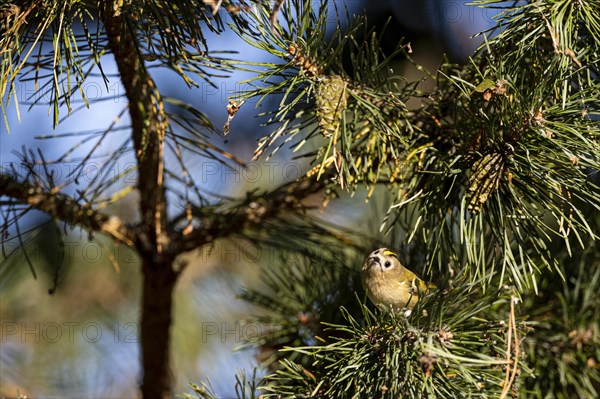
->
[361,248,436,312]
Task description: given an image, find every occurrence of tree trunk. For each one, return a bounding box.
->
[102,4,174,397]
[140,258,178,399]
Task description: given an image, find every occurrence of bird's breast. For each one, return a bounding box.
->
[362,272,418,311]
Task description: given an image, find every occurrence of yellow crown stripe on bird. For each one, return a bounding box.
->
[383,249,397,257]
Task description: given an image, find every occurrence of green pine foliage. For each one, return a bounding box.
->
[244,249,525,398]
[521,225,600,398]
[184,0,600,398]
[230,0,418,191]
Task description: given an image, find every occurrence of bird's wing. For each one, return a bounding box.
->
[413,276,436,293]
[399,269,436,293]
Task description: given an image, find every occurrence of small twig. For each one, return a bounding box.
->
[499,294,519,399]
[558,186,573,238]
[501,300,513,397]
[564,48,583,68]
[540,10,560,54]
[211,0,224,16]
[223,98,245,137]
[269,0,285,37]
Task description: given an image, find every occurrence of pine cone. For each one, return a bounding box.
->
[315,75,347,138]
[466,152,504,214]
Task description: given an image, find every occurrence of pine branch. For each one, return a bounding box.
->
[237,246,525,398]
[522,234,600,398]
[0,173,136,247]
[229,0,419,194]
[173,177,326,253]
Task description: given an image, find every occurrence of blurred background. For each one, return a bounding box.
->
[0,1,499,397]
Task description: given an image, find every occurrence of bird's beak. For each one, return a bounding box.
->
[366,256,380,269]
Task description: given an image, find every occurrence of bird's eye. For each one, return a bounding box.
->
[384,261,391,268]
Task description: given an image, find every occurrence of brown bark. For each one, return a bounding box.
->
[0,173,136,247]
[140,257,178,399]
[102,3,168,256]
[101,3,173,398]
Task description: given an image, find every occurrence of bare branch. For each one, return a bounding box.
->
[0,173,136,247]
[174,177,326,253]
